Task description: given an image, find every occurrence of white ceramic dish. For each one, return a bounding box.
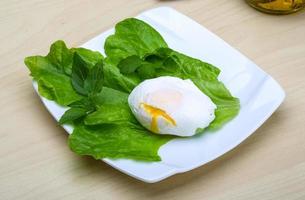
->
[33,7,285,183]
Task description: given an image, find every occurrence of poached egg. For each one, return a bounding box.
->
[128,76,216,137]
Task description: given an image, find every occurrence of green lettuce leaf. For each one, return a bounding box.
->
[84,87,137,126]
[104,18,168,65]
[73,47,104,69]
[25,40,103,106]
[69,87,172,161]
[102,59,140,93]
[85,104,137,125]
[59,107,88,124]
[117,55,143,74]
[25,54,82,106]
[69,123,171,161]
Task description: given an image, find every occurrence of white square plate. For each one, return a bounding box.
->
[33,7,285,183]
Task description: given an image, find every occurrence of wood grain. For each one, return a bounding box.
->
[1,0,305,199]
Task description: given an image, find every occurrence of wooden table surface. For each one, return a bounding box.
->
[1,0,305,199]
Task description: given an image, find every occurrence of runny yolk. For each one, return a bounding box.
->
[141,103,176,133]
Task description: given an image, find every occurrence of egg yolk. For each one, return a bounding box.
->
[141,103,176,133]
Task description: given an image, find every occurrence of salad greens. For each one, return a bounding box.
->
[71,53,104,97]
[104,18,168,65]
[59,52,104,124]
[25,18,240,162]
[24,41,103,106]
[70,87,172,161]
[70,123,171,161]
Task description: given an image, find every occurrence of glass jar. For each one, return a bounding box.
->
[246,0,305,14]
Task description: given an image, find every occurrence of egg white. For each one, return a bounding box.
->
[128,76,216,137]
